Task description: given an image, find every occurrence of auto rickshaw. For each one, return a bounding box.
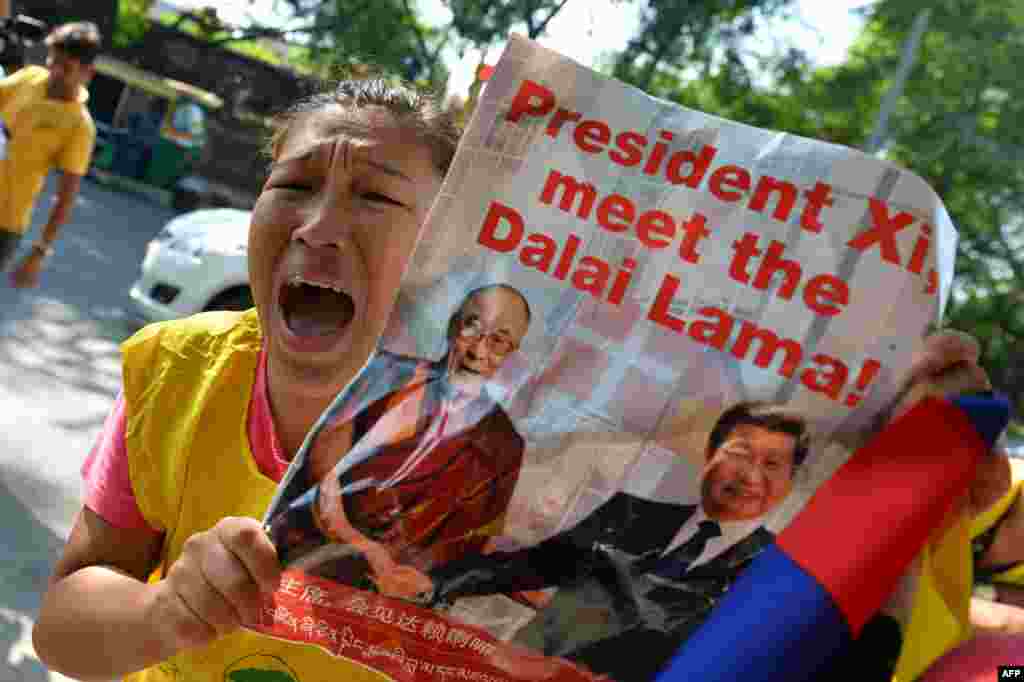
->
[86,56,224,210]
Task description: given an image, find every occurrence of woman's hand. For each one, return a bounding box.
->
[890,330,991,424]
[9,250,45,288]
[148,517,281,651]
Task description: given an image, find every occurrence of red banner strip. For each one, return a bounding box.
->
[253,569,597,682]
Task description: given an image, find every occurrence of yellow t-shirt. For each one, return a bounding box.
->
[122,310,391,682]
[970,458,1024,587]
[893,459,1024,681]
[0,65,95,232]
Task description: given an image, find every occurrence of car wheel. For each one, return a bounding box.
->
[204,286,254,312]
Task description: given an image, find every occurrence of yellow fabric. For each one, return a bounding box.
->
[892,511,974,682]
[991,562,1024,587]
[121,309,392,682]
[0,65,95,231]
[970,461,1024,587]
[970,479,1023,541]
[893,460,1024,680]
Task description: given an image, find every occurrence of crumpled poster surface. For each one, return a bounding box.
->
[254,34,959,682]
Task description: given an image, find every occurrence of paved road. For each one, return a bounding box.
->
[0,175,177,680]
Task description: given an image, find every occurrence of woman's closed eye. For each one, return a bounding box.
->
[360,191,405,207]
[271,181,314,193]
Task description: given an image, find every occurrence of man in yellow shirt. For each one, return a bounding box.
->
[0,20,99,287]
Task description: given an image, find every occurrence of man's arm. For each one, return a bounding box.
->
[39,171,81,245]
[430,493,626,604]
[430,530,588,604]
[10,172,81,287]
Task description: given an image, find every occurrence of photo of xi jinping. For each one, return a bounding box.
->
[421,401,809,682]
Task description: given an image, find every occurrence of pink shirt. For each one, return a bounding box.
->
[81,349,290,532]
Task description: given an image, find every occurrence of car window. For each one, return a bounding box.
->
[170,101,207,140]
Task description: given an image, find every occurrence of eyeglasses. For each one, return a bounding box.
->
[457,317,519,356]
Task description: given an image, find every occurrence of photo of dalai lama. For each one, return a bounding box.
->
[268,283,532,598]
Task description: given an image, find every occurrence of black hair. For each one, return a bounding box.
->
[266,78,461,176]
[706,401,810,472]
[46,22,102,65]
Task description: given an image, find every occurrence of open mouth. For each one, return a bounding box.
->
[279,278,356,338]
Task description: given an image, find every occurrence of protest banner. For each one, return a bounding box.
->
[252,35,1000,682]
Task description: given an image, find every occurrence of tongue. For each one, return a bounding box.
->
[284,284,355,338]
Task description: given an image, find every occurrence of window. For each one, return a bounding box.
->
[170,100,206,140]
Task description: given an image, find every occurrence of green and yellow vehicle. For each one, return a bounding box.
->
[86,55,223,211]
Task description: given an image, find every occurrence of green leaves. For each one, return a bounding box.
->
[113,0,154,48]
[812,0,1024,420]
[615,0,1022,421]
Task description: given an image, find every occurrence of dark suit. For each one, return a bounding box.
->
[429,492,771,682]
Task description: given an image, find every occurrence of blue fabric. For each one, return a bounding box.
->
[655,544,849,682]
[949,393,1010,452]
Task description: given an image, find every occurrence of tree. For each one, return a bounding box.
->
[735,0,1024,424]
[265,0,587,85]
[447,0,572,47]
[825,0,1024,423]
[278,0,450,84]
[633,0,1024,424]
[113,0,154,48]
[610,0,797,94]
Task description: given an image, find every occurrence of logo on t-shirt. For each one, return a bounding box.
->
[224,654,300,682]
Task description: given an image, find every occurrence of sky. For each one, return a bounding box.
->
[167,0,871,97]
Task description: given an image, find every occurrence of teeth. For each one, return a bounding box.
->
[287,275,345,294]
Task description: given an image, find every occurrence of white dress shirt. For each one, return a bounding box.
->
[661,505,764,570]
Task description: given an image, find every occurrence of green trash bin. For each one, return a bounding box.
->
[144,136,198,188]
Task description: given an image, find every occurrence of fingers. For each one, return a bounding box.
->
[150,581,218,651]
[199,535,265,628]
[158,517,281,651]
[172,544,246,633]
[214,517,281,594]
[911,329,986,386]
[893,331,991,426]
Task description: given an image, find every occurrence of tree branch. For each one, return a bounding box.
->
[530,0,572,39]
[207,23,314,47]
[400,0,448,80]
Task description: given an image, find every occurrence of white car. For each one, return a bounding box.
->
[130,208,253,322]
